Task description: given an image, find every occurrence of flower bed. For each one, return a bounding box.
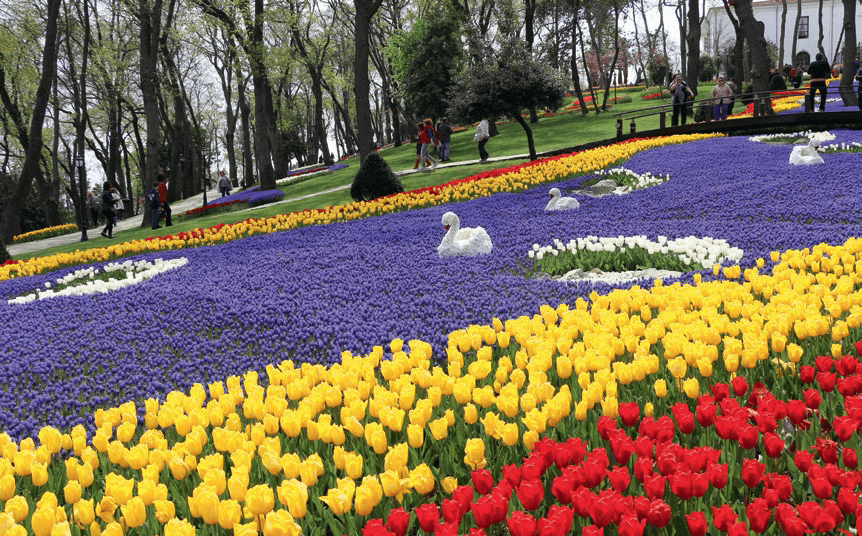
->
[177,200,244,222]
[11,223,79,244]
[2,129,862,535]
[247,189,286,208]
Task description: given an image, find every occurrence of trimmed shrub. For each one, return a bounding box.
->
[350,152,404,202]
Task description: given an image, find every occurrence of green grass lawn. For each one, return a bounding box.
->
[18,84,710,261]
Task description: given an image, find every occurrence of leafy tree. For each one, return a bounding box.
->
[0,238,9,264]
[350,152,404,201]
[698,55,717,81]
[647,55,670,86]
[386,6,464,120]
[448,38,567,161]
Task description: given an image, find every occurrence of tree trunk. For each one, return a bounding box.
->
[722,0,746,83]
[817,0,825,56]
[570,0,589,115]
[778,0,787,69]
[513,112,537,161]
[139,0,163,228]
[658,0,672,83]
[791,0,802,64]
[839,0,857,105]
[354,0,384,162]
[0,0,61,243]
[733,0,773,98]
[676,1,687,81]
[685,0,700,94]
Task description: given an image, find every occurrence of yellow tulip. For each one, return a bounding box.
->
[218,499,242,530]
[77,463,94,488]
[153,500,176,523]
[653,379,667,398]
[683,378,700,399]
[228,470,249,502]
[0,474,15,501]
[277,480,308,519]
[263,509,301,536]
[5,496,28,523]
[441,477,458,494]
[196,488,220,525]
[96,496,117,524]
[409,463,435,494]
[319,488,352,515]
[463,404,478,424]
[63,480,82,505]
[354,483,379,516]
[246,484,275,516]
[164,518,196,536]
[787,343,803,363]
[101,522,123,536]
[463,438,486,470]
[407,424,424,448]
[428,417,448,441]
[30,463,48,487]
[120,497,146,529]
[31,508,54,536]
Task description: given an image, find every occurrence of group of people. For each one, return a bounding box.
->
[413,118,454,170]
[145,173,173,231]
[669,73,739,125]
[85,187,126,238]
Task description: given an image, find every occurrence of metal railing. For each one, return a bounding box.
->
[611,86,837,140]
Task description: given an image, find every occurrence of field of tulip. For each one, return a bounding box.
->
[1,129,862,535]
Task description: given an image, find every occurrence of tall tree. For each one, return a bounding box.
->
[790,0,802,65]
[354,0,385,162]
[139,0,163,219]
[0,0,62,243]
[732,0,772,98]
[778,0,787,69]
[684,0,701,95]
[838,0,857,106]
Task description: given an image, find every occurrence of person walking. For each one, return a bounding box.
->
[710,77,734,121]
[438,117,453,162]
[86,191,99,228]
[418,118,437,171]
[147,181,161,229]
[808,53,831,111]
[100,182,115,238]
[726,78,739,115]
[412,123,423,169]
[217,171,231,197]
[669,73,694,126]
[157,172,172,226]
[474,119,490,162]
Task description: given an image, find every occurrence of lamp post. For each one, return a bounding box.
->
[76,155,88,242]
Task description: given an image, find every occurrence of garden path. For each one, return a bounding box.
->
[6,153,529,258]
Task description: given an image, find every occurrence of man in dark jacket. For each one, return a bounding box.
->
[437,118,453,162]
[807,53,831,111]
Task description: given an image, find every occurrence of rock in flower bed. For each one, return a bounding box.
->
[1,129,862,535]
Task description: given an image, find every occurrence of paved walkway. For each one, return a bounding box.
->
[6,153,530,259]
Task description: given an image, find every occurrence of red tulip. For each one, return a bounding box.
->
[707,462,728,489]
[793,450,814,472]
[633,496,650,520]
[803,389,821,410]
[762,432,785,458]
[637,417,657,440]
[609,430,634,464]
[633,457,653,483]
[823,499,844,526]
[472,496,500,528]
[836,487,861,515]
[441,499,462,525]
[799,365,816,383]
[618,512,646,536]
[516,479,543,511]
[386,508,410,536]
[696,402,716,428]
[746,498,772,533]
[607,465,630,493]
[764,473,792,501]
[538,505,573,536]
[468,529,486,536]
[837,377,858,397]
[814,437,839,464]
[643,474,666,501]
[570,487,594,518]
[712,504,738,532]
[692,471,709,498]
[452,486,474,516]
[832,416,857,442]
[471,469,494,495]
[506,511,537,536]
[686,511,707,536]
[741,459,764,488]
[731,376,748,396]
[589,494,616,528]
[415,504,439,533]
[798,502,836,532]
[835,355,857,376]
[551,474,574,505]
[582,460,606,489]
[816,372,837,392]
[754,412,777,434]
[519,458,545,481]
[434,524,458,536]
[737,425,759,450]
[726,521,748,536]
[646,499,671,528]
[633,436,654,459]
[618,402,640,427]
[597,416,616,440]
[786,400,807,425]
[814,355,833,372]
[669,469,693,501]
[363,520,395,536]
[854,340,862,357]
[711,383,730,402]
[843,445,858,468]
[654,416,675,444]
[670,403,695,435]
[502,464,521,487]
[582,525,603,536]
[714,416,741,440]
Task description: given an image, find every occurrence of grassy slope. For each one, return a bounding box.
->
[20,86,714,261]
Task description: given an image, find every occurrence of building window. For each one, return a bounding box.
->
[796,51,810,67]
[798,16,809,38]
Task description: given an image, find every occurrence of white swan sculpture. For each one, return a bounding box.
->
[545,188,580,211]
[789,139,824,166]
[437,212,493,257]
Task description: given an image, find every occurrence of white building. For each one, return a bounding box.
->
[702,0,862,69]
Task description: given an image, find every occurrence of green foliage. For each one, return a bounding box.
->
[0,180,48,235]
[647,56,670,86]
[350,152,404,202]
[530,247,704,277]
[385,6,464,120]
[447,38,568,123]
[698,55,717,82]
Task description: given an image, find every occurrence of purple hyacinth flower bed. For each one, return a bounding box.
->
[2,130,862,440]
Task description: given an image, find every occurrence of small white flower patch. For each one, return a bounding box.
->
[8,257,188,304]
[749,130,836,143]
[528,235,743,269]
[594,167,671,194]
